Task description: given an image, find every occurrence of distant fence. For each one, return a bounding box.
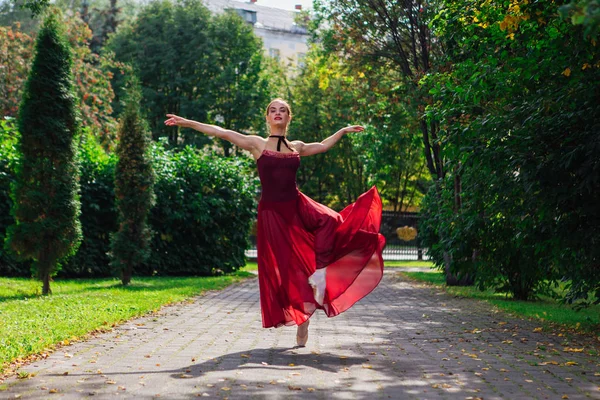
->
[245,211,428,261]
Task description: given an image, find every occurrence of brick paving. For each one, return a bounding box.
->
[1,271,599,399]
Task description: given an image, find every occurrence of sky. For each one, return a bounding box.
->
[253,0,313,11]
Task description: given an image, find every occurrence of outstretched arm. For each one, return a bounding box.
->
[164,114,263,154]
[292,125,364,156]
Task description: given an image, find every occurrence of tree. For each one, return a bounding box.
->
[107,0,270,148]
[207,10,270,156]
[0,15,122,148]
[110,77,155,285]
[106,0,217,146]
[5,10,82,295]
[419,0,600,301]
[314,0,472,284]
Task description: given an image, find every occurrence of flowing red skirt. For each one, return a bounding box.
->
[256,186,385,328]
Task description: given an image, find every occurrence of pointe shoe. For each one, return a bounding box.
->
[296,319,310,347]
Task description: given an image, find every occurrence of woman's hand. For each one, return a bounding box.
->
[164,114,189,127]
[343,125,365,134]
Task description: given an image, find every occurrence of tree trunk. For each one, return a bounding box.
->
[122,265,132,285]
[38,252,53,295]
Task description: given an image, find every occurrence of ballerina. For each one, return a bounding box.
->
[165,98,385,347]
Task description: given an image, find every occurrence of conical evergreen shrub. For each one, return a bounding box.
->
[6,10,82,295]
[110,77,155,285]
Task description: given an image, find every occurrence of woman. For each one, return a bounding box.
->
[165,99,385,347]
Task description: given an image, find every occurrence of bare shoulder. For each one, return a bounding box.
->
[290,140,305,153]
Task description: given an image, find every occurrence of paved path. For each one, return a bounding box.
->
[1,272,599,399]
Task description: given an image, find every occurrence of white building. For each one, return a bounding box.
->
[202,0,309,67]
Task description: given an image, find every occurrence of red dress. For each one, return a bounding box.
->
[256,149,386,328]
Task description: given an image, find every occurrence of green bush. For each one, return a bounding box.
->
[60,132,117,278]
[144,142,258,276]
[0,118,30,277]
[0,126,258,278]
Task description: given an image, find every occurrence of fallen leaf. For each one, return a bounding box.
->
[307,387,315,392]
[106,380,116,385]
[288,385,302,390]
[563,348,584,353]
[562,396,569,399]
[49,389,58,393]
[565,361,578,366]
[221,387,230,391]
[240,354,250,358]
[533,327,543,332]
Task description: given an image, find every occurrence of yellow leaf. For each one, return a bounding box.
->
[563,347,584,353]
[562,68,571,77]
[562,396,569,399]
[533,327,542,332]
[565,361,578,366]
[582,63,591,70]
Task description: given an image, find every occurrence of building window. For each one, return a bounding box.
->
[269,48,281,60]
[235,8,257,24]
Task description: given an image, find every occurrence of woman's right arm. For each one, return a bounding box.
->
[165,114,263,153]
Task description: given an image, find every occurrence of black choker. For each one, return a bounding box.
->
[268,135,292,152]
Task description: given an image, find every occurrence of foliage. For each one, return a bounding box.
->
[110,78,155,285]
[0,118,29,277]
[419,0,600,301]
[206,10,271,156]
[106,0,270,148]
[289,46,427,211]
[5,10,82,294]
[559,0,600,38]
[0,23,34,117]
[0,13,121,148]
[61,131,117,278]
[146,142,258,276]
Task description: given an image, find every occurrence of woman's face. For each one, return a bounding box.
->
[266,100,291,130]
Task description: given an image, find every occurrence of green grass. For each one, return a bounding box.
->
[384,260,435,268]
[0,272,252,373]
[241,261,258,271]
[400,271,600,333]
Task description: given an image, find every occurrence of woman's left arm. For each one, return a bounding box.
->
[292,125,364,156]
